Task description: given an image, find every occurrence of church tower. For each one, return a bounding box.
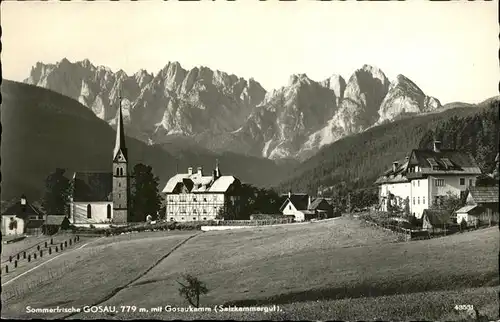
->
[112,94,129,223]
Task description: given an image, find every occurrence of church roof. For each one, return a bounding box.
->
[73,172,113,202]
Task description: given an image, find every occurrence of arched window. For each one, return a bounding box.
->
[87,204,92,219]
[107,204,112,219]
[116,168,120,176]
[120,168,124,176]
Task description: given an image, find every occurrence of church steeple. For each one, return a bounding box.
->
[112,90,129,224]
[113,91,127,161]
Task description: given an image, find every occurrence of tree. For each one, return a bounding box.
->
[430,191,464,218]
[177,274,209,308]
[403,197,410,216]
[130,163,161,222]
[42,168,72,215]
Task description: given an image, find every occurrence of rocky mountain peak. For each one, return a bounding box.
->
[24,59,443,162]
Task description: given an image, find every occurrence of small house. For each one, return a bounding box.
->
[279,193,334,222]
[43,215,71,235]
[460,186,499,226]
[422,209,453,232]
[1,195,45,236]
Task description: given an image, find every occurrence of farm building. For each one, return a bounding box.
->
[375,140,482,218]
[69,96,130,226]
[456,186,499,226]
[162,163,242,222]
[1,195,45,236]
[279,193,334,222]
[421,209,454,232]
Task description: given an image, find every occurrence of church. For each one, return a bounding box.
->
[68,95,130,227]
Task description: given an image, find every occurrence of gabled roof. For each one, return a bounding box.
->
[45,215,69,226]
[468,186,499,203]
[279,194,309,212]
[209,176,238,193]
[455,205,478,214]
[422,209,453,226]
[409,149,481,174]
[375,157,410,185]
[162,171,239,194]
[73,172,113,202]
[376,148,482,185]
[309,198,331,210]
[1,200,44,219]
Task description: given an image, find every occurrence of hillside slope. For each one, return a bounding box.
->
[276,97,499,195]
[0,80,293,201]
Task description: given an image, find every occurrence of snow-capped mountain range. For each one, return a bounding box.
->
[25,59,442,160]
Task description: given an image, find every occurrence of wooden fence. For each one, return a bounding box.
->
[1,235,81,275]
[360,217,495,241]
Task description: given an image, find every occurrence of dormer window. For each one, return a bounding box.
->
[426,158,439,170]
[441,158,454,170]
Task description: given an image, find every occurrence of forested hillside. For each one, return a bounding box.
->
[276,97,499,198]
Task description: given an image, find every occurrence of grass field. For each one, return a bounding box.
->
[1,218,498,320]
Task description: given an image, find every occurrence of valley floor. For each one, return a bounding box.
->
[1,218,498,321]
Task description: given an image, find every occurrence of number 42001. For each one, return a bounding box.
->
[454,304,474,311]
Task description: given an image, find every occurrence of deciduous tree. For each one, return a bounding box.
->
[130,163,161,222]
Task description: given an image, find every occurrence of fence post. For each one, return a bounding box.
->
[5,265,8,273]
[34,253,37,259]
[40,250,43,257]
[55,246,59,252]
[17,253,20,260]
[45,241,48,248]
[64,241,67,247]
[37,245,41,251]
[28,255,31,262]
[14,260,17,268]
[49,248,52,255]
[9,256,12,263]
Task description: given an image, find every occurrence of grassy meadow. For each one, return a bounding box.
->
[1,217,498,320]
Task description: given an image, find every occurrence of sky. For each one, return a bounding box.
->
[1,1,498,104]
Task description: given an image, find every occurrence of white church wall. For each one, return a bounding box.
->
[72,202,113,224]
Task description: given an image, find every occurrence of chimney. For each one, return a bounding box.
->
[308,195,312,209]
[188,167,193,175]
[433,140,442,153]
[197,167,203,176]
[20,194,27,206]
[392,161,399,172]
[288,191,292,198]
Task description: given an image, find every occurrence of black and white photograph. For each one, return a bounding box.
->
[1,0,498,320]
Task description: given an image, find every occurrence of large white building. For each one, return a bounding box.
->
[161,165,241,222]
[375,141,482,218]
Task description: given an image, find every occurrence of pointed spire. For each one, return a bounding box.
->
[215,158,221,177]
[113,89,127,160]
